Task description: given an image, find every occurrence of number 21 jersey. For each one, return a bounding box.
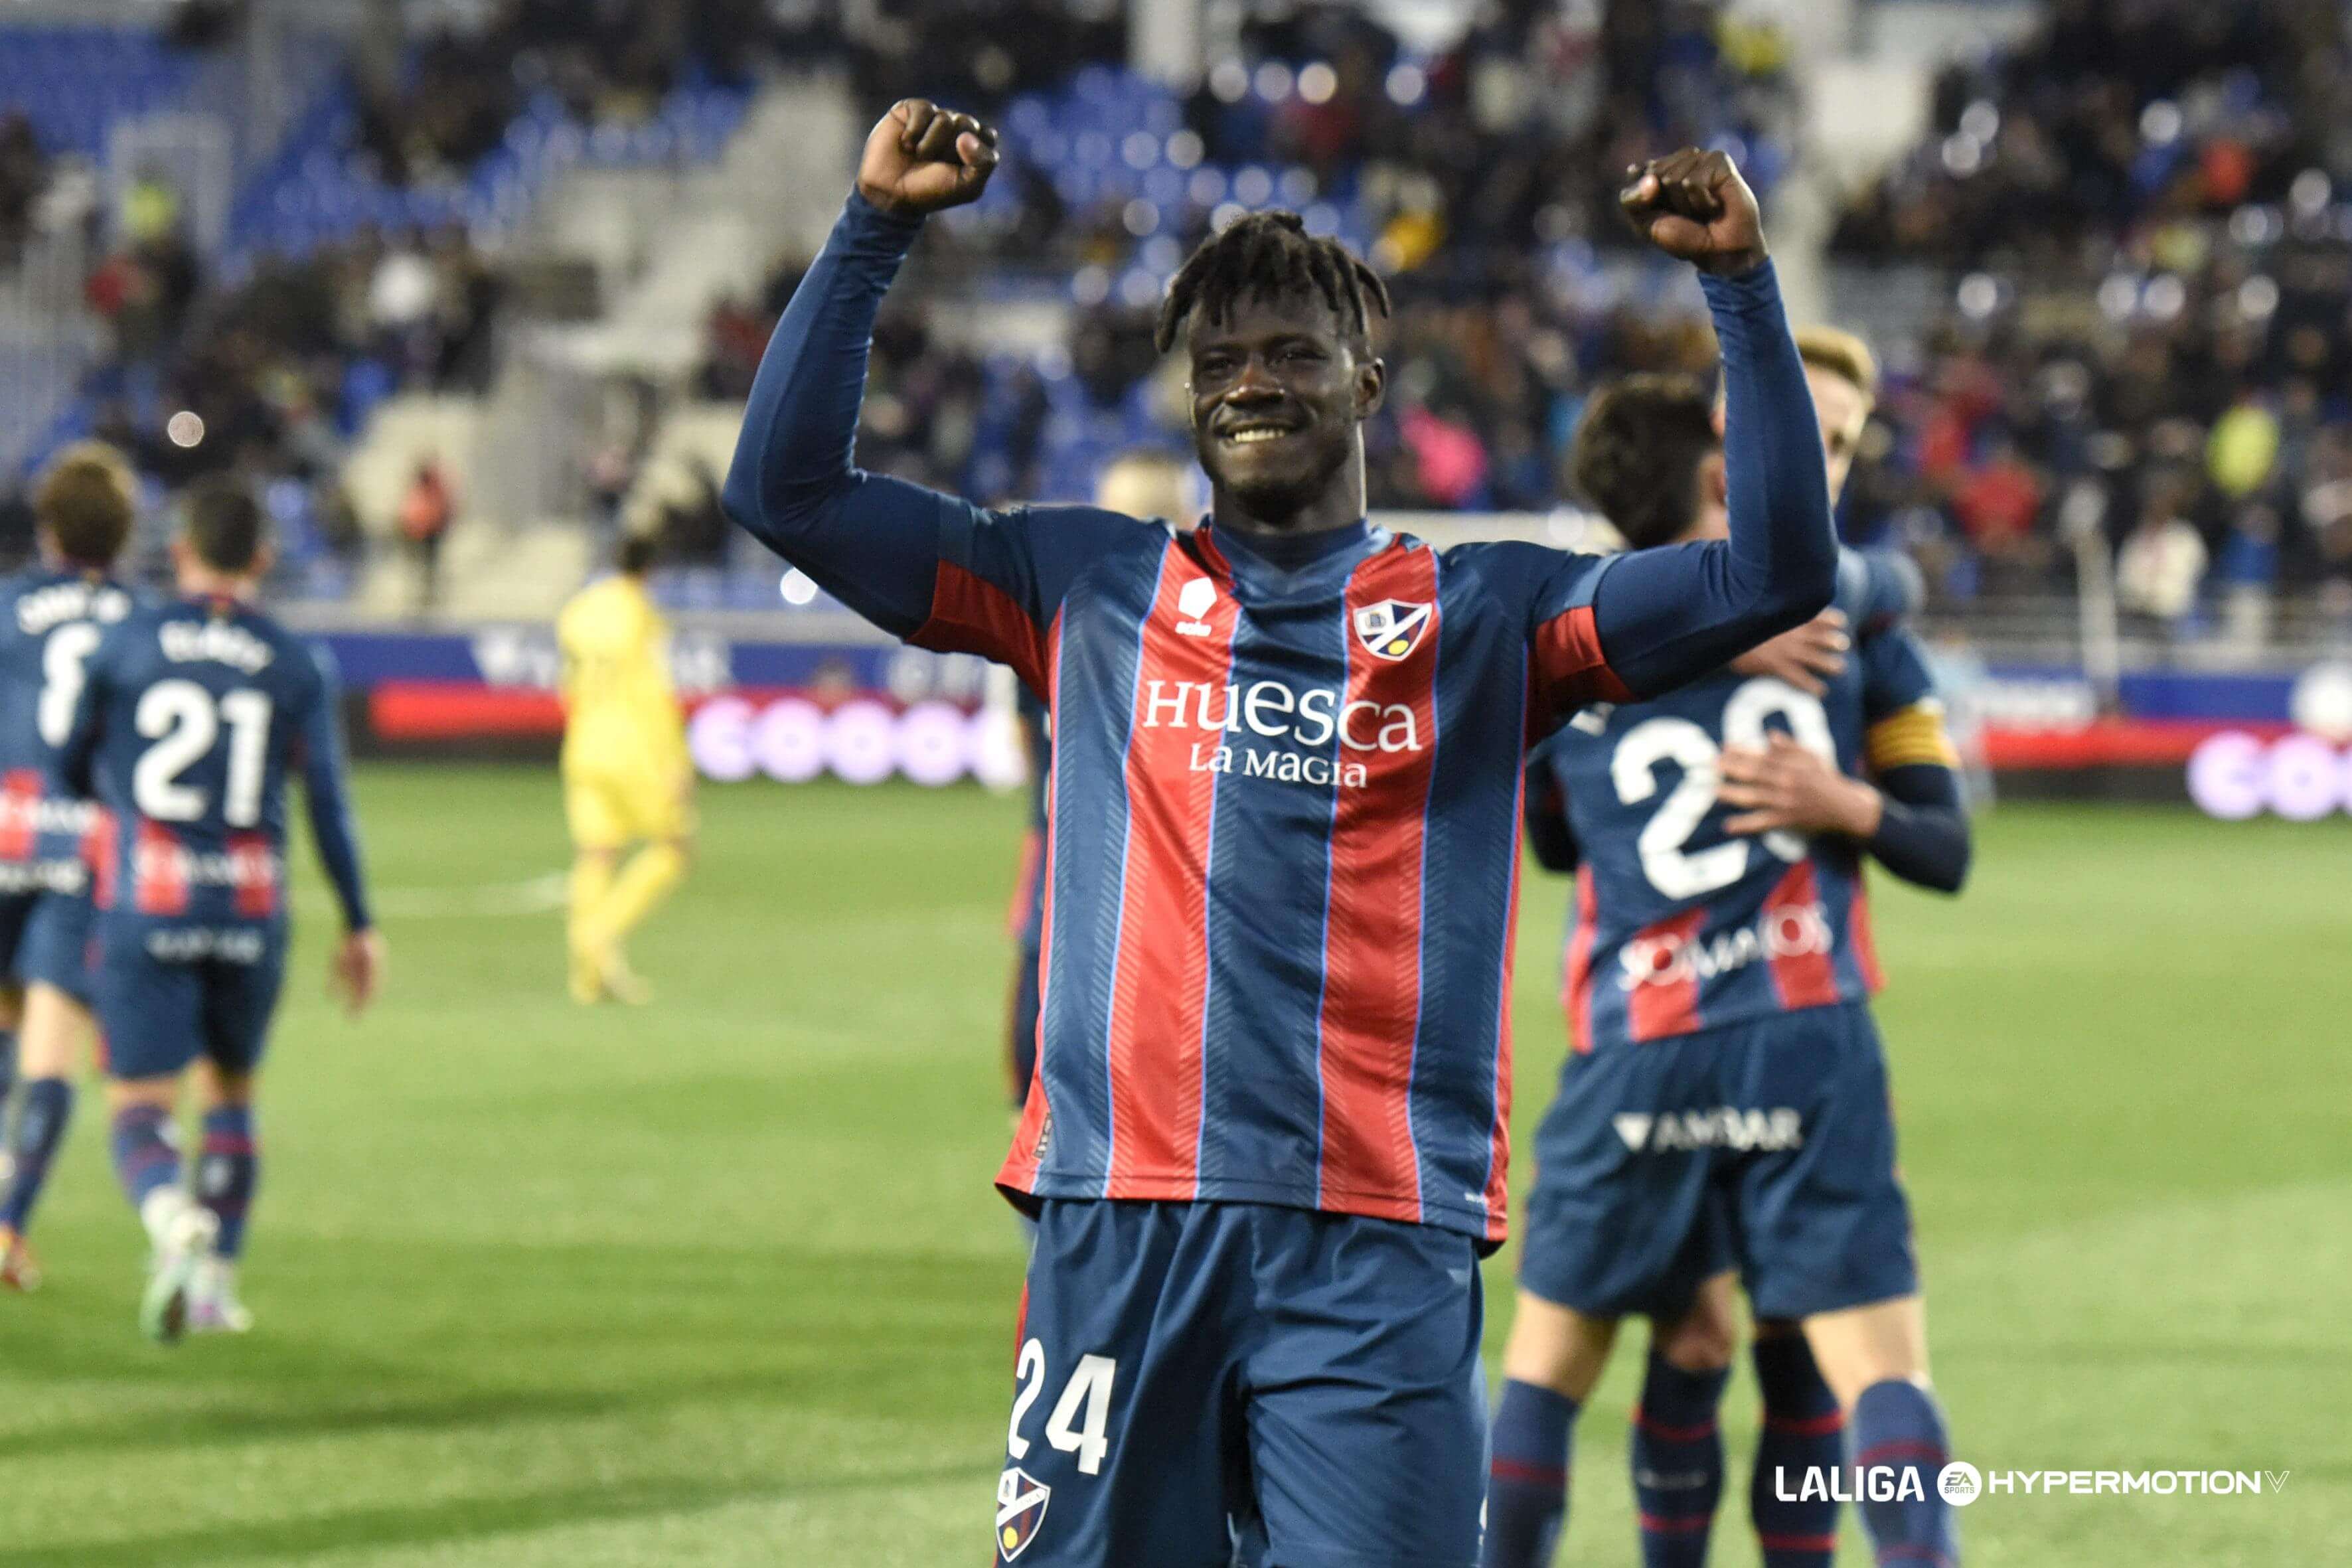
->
[59,593,366,929]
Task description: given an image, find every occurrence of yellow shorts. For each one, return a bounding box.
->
[564,763,693,850]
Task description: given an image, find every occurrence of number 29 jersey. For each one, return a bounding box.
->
[60,593,368,930]
[1530,552,1948,1053]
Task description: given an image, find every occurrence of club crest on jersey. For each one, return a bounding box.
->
[1353,599,1433,661]
[996,1466,1051,1560]
[1174,576,1217,637]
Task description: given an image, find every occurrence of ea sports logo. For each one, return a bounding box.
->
[1937,1460,1982,1506]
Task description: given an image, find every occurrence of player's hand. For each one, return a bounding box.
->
[331,928,386,1019]
[1728,610,1849,697]
[858,100,1000,218]
[1619,148,1766,276]
[1717,733,1883,839]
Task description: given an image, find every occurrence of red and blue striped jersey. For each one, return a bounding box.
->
[0,565,141,892]
[724,193,1840,1244]
[941,515,1627,1243]
[1531,555,1946,1052]
[54,595,371,932]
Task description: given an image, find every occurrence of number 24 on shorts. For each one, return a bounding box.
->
[1006,1340,1117,1476]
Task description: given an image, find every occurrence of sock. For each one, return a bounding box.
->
[0,1077,74,1233]
[196,1105,258,1259]
[1631,1352,1728,1567]
[1850,1379,1959,1567]
[110,1103,181,1215]
[1482,1379,1577,1568]
[1751,1336,1844,1566]
[568,854,615,953]
[597,842,687,943]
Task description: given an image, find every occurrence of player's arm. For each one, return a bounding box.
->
[1726,549,1921,697]
[1522,749,1581,874]
[722,102,1127,692]
[1529,150,1836,716]
[1715,627,1972,894]
[295,649,385,1014]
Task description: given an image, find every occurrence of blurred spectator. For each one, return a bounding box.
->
[2117,496,2209,627]
[399,457,455,615]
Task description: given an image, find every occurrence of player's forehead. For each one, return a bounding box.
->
[1186,289,1348,356]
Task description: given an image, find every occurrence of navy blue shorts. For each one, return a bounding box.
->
[94,917,287,1082]
[999,1200,1488,1567]
[0,888,96,1003]
[1519,1001,1917,1324]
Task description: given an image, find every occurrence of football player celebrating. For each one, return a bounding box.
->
[726,104,1836,1566]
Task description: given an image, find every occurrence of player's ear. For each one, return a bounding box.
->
[1354,356,1385,420]
[252,542,277,581]
[1702,450,1728,509]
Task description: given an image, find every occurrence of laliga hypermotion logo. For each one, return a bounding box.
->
[1354,599,1433,661]
[996,1466,1050,1560]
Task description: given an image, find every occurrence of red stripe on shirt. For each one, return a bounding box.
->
[1004,826,1043,939]
[133,822,188,917]
[0,769,39,862]
[1625,905,1707,1040]
[913,560,1048,694]
[997,614,1063,1201]
[228,831,279,918]
[1103,548,1233,1196]
[1849,876,1885,993]
[1529,603,1633,724]
[1563,867,1599,1055]
[1316,545,1439,1223]
[1763,860,1842,1010]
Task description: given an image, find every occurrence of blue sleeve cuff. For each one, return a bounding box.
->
[1697,257,1780,313]
[843,187,929,244]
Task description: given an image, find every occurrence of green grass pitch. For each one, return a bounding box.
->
[1,765,2345,1565]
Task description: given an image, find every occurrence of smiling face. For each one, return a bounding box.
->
[1186,291,1383,528]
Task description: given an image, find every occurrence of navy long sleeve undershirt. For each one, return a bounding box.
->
[723,193,1835,688]
[1587,265,1838,697]
[1867,763,1972,894]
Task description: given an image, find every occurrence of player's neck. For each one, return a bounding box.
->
[177,567,258,602]
[1208,462,1367,541]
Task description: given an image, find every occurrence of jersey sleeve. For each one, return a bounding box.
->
[293,645,373,931]
[1858,625,1959,770]
[1579,262,1838,702]
[1855,625,1970,893]
[1839,546,1925,638]
[720,191,1137,695]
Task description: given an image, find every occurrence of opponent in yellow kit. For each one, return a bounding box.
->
[556,535,693,1002]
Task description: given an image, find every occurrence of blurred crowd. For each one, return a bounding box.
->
[358,0,771,186]
[1829,0,2352,625]
[700,0,1790,518]
[0,112,49,266]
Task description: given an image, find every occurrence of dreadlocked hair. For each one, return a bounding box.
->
[1154,210,1390,356]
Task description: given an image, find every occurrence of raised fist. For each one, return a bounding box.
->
[858,99,1000,219]
[1618,148,1766,277]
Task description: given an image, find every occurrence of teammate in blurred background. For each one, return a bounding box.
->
[0,443,145,1291]
[556,532,692,1005]
[1001,450,1190,1126]
[728,98,1841,1567]
[1486,349,1972,1568]
[56,478,380,1341]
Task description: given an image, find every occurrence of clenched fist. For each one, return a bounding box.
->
[1618,148,1766,277]
[858,99,1000,219]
